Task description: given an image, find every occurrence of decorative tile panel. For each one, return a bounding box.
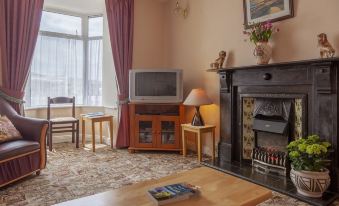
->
[294,99,303,139]
[242,98,255,159]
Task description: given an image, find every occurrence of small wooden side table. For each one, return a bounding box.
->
[181,124,216,162]
[81,115,114,152]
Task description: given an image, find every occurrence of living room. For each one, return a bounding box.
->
[1,0,339,205]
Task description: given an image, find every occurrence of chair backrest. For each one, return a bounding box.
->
[47,97,75,120]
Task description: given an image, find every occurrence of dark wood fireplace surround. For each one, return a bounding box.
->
[203,58,339,206]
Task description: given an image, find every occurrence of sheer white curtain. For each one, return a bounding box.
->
[24,12,104,108]
[86,39,103,106]
[25,34,84,107]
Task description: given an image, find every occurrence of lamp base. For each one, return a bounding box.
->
[191,106,204,126]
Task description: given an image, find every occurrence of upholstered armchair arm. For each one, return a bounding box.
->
[11,115,49,142]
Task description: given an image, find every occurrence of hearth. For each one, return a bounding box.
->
[207,58,339,206]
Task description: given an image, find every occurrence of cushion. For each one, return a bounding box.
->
[0,116,22,143]
[0,140,40,161]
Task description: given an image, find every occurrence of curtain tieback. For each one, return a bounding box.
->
[0,88,25,104]
[118,98,129,105]
[118,94,129,105]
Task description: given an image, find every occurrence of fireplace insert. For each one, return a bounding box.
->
[251,98,293,176]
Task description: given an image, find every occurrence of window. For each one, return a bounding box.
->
[40,11,82,35]
[25,11,103,107]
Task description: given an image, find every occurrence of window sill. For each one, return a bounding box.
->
[25,105,117,111]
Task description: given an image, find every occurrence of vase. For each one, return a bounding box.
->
[290,168,330,198]
[253,41,272,65]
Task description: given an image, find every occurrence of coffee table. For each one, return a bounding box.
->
[55,167,272,206]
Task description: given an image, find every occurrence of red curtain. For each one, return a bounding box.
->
[105,0,134,148]
[0,0,44,113]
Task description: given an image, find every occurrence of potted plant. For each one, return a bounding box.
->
[287,135,331,198]
[243,21,279,65]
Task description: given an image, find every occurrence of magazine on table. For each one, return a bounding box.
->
[147,183,200,205]
[82,112,105,118]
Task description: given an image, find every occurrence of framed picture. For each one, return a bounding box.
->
[243,0,294,28]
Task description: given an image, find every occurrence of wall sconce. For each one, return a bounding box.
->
[173,1,188,18]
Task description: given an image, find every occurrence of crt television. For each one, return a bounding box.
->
[129,69,183,103]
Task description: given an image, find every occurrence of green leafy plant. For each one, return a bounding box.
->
[243,21,279,45]
[287,135,331,172]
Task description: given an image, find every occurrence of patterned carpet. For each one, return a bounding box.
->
[0,143,334,206]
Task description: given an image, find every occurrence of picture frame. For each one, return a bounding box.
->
[243,0,294,28]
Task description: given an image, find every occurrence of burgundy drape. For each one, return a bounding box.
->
[0,0,44,113]
[105,0,134,148]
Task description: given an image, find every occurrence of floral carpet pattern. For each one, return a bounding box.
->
[0,143,336,206]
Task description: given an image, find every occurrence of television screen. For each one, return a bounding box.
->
[135,72,177,96]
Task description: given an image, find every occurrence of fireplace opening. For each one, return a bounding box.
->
[251,98,293,176]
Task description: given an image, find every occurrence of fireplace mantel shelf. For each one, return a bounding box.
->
[218,57,339,72]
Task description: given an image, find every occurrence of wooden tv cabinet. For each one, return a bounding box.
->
[128,103,184,153]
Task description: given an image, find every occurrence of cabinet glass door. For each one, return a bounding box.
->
[158,117,179,148]
[135,116,154,147]
[139,121,153,144]
[161,121,176,145]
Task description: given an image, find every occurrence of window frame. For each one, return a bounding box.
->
[26,9,103,108]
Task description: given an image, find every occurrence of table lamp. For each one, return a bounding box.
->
[183,88,213,126]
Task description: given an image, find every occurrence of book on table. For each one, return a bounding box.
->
[147,183,200,205]
[82,112,104,118]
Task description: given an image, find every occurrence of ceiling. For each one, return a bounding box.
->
[44,0,168,14]
[44,0,105,14]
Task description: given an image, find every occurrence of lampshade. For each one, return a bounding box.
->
[183,88,213,106]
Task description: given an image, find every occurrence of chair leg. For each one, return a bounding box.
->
[49,125,53,151]
[47,127,50,146]
[76,121,79,148]
[72,123,75,143]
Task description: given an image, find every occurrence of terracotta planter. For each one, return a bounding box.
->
[253,41,272,65]
[290,168,330,198]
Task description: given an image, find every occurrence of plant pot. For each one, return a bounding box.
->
[253,41,272,65]
[290,168,330,198]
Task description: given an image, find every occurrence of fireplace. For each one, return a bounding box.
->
[203,58,339,206]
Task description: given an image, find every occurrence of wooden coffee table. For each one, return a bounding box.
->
[55,167,272,206]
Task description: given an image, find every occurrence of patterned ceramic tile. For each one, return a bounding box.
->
[242,98,255,159]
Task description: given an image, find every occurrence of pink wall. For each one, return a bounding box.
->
[133,0,167,69]
[161,0,339,155]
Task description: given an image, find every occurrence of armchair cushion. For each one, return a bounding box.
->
[0,140,40,161]
[0,116,22,143]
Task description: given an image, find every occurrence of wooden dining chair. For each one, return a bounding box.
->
[47,97,79,151]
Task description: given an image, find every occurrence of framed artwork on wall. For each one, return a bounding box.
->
[243,0,294,28]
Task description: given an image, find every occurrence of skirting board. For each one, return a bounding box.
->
[52,134,111,145]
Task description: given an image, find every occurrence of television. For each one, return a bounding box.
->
[129,69,183,103]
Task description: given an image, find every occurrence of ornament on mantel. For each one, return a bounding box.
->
[243,21,279,65]
[318,33,335,58]
[210,51,227,70]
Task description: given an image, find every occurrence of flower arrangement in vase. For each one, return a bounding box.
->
[287,135,332,198]
[243,21,279,65]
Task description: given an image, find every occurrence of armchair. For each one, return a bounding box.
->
[0,98,49,187]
